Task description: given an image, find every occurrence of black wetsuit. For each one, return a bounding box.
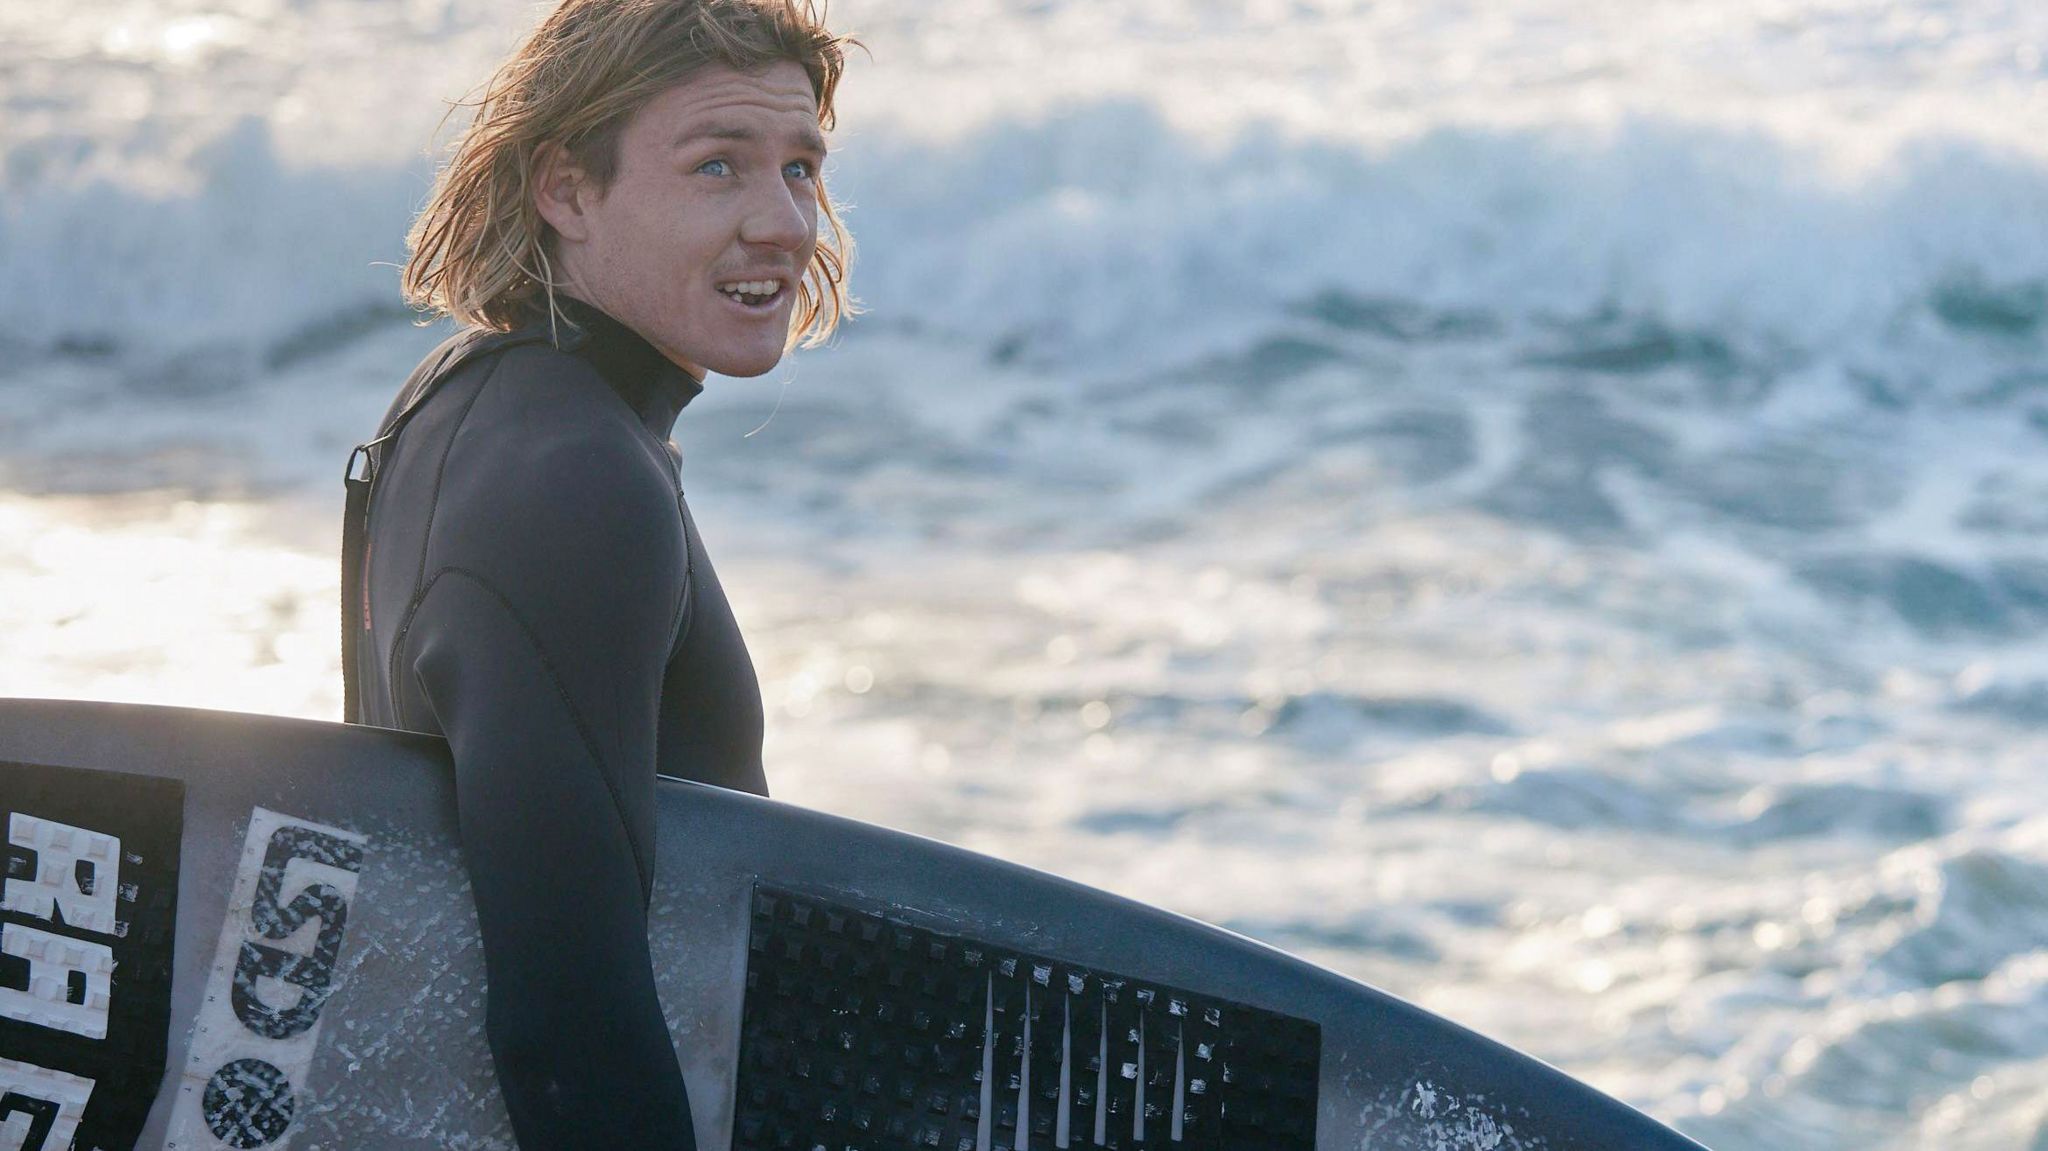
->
[348,296,765,1149]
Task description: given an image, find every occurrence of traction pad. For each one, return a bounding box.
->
[735,886,1319,1150]
[1,760,183,1151]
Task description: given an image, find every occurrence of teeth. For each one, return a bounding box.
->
[716,280,779,296]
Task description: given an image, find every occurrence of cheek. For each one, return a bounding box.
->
[604,183,688,254]
[612,220,698,292]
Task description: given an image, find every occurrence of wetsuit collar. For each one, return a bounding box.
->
[540,295,704,437]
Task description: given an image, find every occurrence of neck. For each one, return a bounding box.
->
[549,271,707,385]
[537,293,705,436]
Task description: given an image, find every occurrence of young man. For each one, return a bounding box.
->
[344,1,857,1145]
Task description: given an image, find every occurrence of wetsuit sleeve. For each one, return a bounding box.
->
[399,416,694,1149]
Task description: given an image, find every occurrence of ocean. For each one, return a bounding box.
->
[4,0,2047,1145]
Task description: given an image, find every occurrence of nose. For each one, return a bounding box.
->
[738,175,814,253]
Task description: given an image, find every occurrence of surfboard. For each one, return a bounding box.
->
[0,698,1707,1151]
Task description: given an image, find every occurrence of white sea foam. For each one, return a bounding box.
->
[6,3,2048,1148]
[2,0,2043,375]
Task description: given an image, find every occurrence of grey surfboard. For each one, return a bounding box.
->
[0,698,1707,1151]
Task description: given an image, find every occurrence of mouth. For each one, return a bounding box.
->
[714,277,788,315]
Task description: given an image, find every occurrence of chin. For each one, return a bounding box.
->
[702,349,788,379]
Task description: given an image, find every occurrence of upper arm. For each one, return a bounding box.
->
[427,384,685,691]
[398,374,687,878]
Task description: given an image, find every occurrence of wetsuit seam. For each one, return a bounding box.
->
[386,351,503,728]
[679,499,704,655]
[643,440,691,660]
[412,354,505,601]
[403,563,655,892]
[653,503,686,788]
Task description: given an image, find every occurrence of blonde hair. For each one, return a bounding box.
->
[402,0,861,350]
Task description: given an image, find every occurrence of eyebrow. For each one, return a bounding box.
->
[672,122,829,157]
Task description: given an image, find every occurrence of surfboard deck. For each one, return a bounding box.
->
[0,698,1706,1150]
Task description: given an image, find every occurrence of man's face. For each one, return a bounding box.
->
[541,61,825,380]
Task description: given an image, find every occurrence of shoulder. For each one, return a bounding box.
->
[446,341,671,498]
[458,338,631,434]
[423,342,684,577]
[402,325,631,438]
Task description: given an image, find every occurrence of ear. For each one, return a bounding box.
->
[532,142,595,244]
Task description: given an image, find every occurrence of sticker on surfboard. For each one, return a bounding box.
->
[165,808,368,1151]
[0,760,184,1151]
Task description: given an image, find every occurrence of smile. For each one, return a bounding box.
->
[715,280,784,310]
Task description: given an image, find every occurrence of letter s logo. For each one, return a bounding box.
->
[229,828,363,1041]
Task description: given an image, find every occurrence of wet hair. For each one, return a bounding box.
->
[402,0,861,348]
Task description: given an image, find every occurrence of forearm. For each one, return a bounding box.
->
[409,573,694,1148]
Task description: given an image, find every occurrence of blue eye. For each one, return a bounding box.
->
[784,160,816,180]
[696,158,731,176]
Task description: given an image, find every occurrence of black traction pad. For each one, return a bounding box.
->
[735,885,1319,1150]
[2,760,183,1151]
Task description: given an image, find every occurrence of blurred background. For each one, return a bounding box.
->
[3,0,2046,1145]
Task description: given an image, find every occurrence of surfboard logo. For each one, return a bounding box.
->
[0,760,184,1151]
[164,809,367,1151]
